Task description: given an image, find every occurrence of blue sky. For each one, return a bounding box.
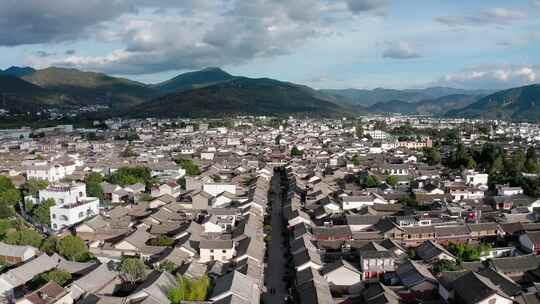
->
[0,0,538,90]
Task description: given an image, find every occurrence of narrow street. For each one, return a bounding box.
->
[263,172,288,304]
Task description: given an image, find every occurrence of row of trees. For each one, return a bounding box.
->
[0,221,92,262]
[109,166,154,187]
[116,257,210,302]
[447,143,540,174]
[0,176,22,218]
[446,242,491,262]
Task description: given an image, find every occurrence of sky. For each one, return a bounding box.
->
[0,0,538,90]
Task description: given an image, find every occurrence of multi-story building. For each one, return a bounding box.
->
[39,183,100,231]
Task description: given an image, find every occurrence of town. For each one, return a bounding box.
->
[0,115,538,304]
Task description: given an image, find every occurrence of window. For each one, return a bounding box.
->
[222,250,227,253]
[52,214,56,219]
[78,212,84,218]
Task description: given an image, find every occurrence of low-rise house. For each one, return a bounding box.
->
[359,242,395,280]
[17,281,72,304]
[148,194,176,209]
[150,181,181,198]
[209,271,261,304]
[497,184,524,196]
[346,215,383,232]
[127,271,177,304]
[25,162,66,182]
[294,248,323,272]
[199,239,235,263]
[396,260,438,300]
[519,231,540,253]
[0,254,59,301]
[296,267,333,304]
[416,240,456,263]
[320,259,362,287]
[439,271,513,304]
[74,214,131,241]
[70,264,119,301]
[0,242,37,264]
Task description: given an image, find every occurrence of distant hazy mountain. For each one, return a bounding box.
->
[367,100,414,114]
[0,66,36,77]
[22,67,157,108]
[447,84,540,122]
[321,87,493,107]
[367,94,481,115]
[130,77,352,118]
[152,67,235,94]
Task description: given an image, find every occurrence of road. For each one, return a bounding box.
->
[263,172,288,304]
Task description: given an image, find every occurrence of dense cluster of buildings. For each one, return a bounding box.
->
[0,115,539,303]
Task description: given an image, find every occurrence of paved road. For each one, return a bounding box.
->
[263,173,288,304]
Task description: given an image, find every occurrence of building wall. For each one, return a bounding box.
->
[203,184,236,196]
[199,248,234,263]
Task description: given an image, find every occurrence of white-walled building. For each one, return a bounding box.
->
[25,162,66,182]
[464,170,489,187]
[203,183,236,197]
[39,183,100,231]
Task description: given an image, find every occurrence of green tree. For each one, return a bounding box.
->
[423,147,441,165]
[398,196,419,208]
[31,198,55,226]
[176,177,186,190]
[352,154,360,166]
[364,175,379,188]
[525,146,540,173]
[290,146,304,157]
[490,156,504,175]
[40,269,72,286]
[433,260,461,274]
[0,203,14,219]
[24,179,48,196]
[147,236,174,246]
[355,124,363,138]
[40,236,59,255]
[120,258,148,285]
[447,242,491,262]
[0,189,21,207]
[57,235,89,261]
[4,228,43,248]
[157,260,177,273]
[85,172,104,199]
[109,167,152,186]
[0,176,15,193]
[0,219,14,238]
[386,176,398,188]
[168,275,210,303]
[174,159,201,176]
[505,149,526,177]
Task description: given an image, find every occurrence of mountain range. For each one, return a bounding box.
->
[0,65,538,121]
[321,87,493,107]
[446,84,540,121]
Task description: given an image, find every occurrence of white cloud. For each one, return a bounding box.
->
[437,65,538,89]
[382,41,421,59]
[25,0,381,75]
[435,7,527,27]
